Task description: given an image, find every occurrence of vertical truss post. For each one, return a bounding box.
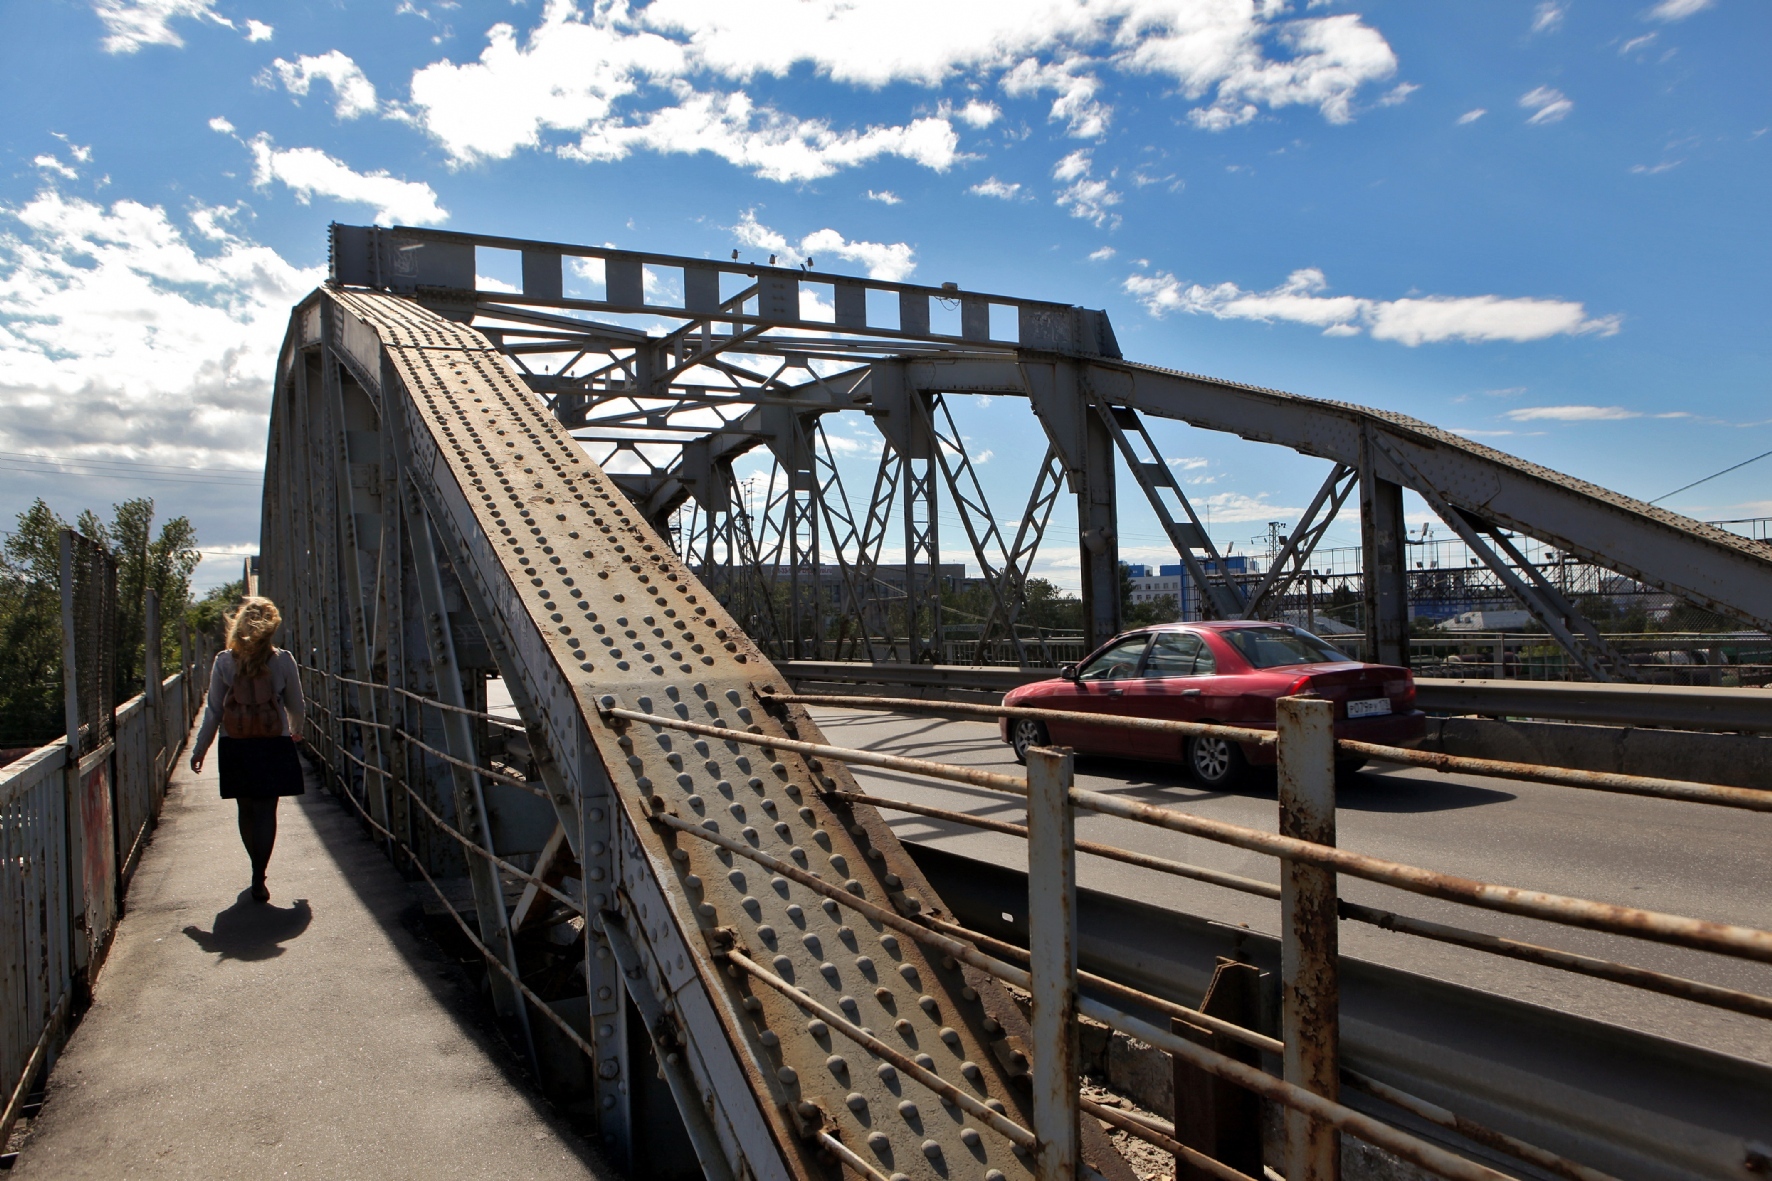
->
[1359,427,1411,667]
[400,487,537,1070]
[1023,360,1121,651]
[1078,395,1120,651]
[903,447,942,662]
[1025,745,1078,1181]
[1277,696,1340,1181]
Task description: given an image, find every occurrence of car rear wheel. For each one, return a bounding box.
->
[1009,718,1049,764]
[1188,733,1247,788]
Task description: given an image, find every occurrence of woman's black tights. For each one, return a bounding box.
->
[235,797,279,881]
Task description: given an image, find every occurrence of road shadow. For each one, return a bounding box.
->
[183,892,313,962]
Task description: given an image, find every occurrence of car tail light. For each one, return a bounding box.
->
[1385,677,1416,709]
[1286,674,1318,697]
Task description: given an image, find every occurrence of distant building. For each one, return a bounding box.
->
[1129,558,1256,620]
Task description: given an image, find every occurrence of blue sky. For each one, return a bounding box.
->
[0,0,1765,592]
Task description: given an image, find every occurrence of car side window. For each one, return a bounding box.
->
[1077,636,1151,681]
[1144,632,1214,677]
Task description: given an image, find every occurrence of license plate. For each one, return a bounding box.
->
[1347,697,1392,718]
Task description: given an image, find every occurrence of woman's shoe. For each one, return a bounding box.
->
[250,877,270,903]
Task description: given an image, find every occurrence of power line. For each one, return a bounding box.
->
[0,455,262,489]
[0,449,259,477]
[1650,448,1772,505]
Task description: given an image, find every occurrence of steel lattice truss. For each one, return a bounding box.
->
[331,223,1772,684]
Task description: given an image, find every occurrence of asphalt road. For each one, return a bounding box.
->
[805,706,1772,1067]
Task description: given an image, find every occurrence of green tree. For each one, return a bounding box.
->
[0,497,203,749]
[0,500,71,747]
[187,578,246,645]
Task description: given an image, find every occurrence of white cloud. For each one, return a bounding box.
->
[1198,492,1304,523]
[1520,86,1573,126]
[944,98,1001,128]
[1002,56,1111,137]
[1531,2,1566,33]
[866,189,902,205]
[52,135,93,164]
[409,10,686,165]
[1620,32,1659,54]
[1456,108,1486,125]
[1646,0,1713,21]
[1050,151,1119,227]
[1089,246,1117,261]
[1167,456,1208,470]
[1125,267,1621,346]
[1052,149,1093,182]
[270,51,380,120]
[399,1,1403,179]
[33,156,80,181]
[244,19,272,42]
[1058,178,1121,227]
[90,0,230,53]
[1504,405,1641,422]
[208,116,235,134]
[563,89,960,182]
[969,177,1022,199]
[800,227,916,281]
[1376,81,1418,107]
[730,211,916,281]
[249,135,448,224]
[0,187,320,471]
[1127,12,1398,130]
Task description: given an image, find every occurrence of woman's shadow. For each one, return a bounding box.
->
[184,892,313,962]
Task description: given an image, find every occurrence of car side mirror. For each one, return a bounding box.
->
[1059,663,1079,681]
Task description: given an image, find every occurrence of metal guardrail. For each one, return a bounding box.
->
[907,843,1772,1181]
[778,661,1772,732]
[0,665,195,1154]
[597,692,1772,1181]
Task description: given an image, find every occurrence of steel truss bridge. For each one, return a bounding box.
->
[257,225,1772,1181]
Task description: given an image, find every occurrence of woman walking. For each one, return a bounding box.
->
[190,596,306,903]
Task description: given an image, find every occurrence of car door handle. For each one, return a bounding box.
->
[1106,688,1125,696]
[1181,689,1202,697]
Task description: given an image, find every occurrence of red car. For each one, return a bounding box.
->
[1000,622,1425,786]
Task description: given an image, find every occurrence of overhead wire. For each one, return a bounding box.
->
[1650,448,1772,505]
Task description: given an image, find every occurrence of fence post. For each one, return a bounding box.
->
[178,621,193,727]
[1277,695,1340,1181]
[1025,744,1078,1181]
[144,588,162,779]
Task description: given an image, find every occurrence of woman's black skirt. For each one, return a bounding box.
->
[217,736,306,800]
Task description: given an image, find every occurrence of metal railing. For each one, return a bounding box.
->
[1,663,196,1153]
[589,690,1772,1181]
[288,653,1772,1181]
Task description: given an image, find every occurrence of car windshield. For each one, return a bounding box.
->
[1220,626,1348,669]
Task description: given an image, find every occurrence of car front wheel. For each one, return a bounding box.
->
[1188,733,1247,788]
[1010,718,1049,764]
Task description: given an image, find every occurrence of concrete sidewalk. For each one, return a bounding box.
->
[12,733,613,1179]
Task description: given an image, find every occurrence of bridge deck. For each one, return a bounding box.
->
[10,723,611,1180]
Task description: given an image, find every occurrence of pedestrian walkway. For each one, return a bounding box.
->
[11,731,612,1179]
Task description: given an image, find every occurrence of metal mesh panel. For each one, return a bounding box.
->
[63,529,117,755]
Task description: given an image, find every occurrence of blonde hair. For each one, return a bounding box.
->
[226,596,282,680]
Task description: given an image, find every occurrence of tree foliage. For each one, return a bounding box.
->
[0,496,203,750]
